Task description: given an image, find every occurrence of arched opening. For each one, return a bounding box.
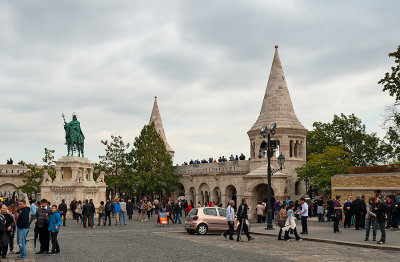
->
[198,183,211,206]
[294,140,299,157]
[252,183,275,217]
[225,185,237,209]
[176,183,185,197]
[295,181,301,195]
[0,183,18,197]
[290,140,293,157]
[189,187,196,205]
[212,187,221,205]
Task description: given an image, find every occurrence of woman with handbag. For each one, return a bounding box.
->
[277,202,288,240]
[282,203,302,241]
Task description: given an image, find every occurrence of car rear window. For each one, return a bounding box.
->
[218,208,226,217]
[203,208,217,216]
[189,208,198,216]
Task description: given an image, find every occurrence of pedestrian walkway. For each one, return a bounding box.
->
[250,219,400,250]
[2,236,36,261]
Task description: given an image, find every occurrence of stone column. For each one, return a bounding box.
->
[83,168,87,181]
[89,168,94,181]
[55,167,62,182]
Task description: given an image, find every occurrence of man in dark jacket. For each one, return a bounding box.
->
[236,198,254,242]
[104,200,112,226]
[376,198,389,244]
[70,199,77,220]
[35,199,51,254]
[0,205,12,259]
[82,200,94,228]
[351,195,363,230]
[16,200,30,259]
[58,199,68,226]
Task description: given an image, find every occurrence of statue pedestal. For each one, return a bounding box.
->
[40,156,106,217]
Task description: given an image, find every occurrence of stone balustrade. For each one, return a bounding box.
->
[174,160,250,175]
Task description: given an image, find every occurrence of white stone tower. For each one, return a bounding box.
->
[149,96,175,159]
[247,45,307,198]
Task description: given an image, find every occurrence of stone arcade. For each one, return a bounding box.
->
[150,46,308,217]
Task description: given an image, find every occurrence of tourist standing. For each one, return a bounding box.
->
[277,202,288,240]
[58,199,68,226]
[89,199,95,226]
[351,195,363,230]
[299,198,308,234]
[35,199,51,254]
[82,200,94,229]
[16,200,30,259]
[317,197,325,222]
[7,204,18,254]
[146,199,152,220]
[120,199,127,225]
[48,205,61,254]
[97,201,105,226]
[256,201,264,223]
[127,199,134,220]
[283,203,302,241]
[174,201,181,224]
[333,195,342,233]
[274,200,281,222]
[104,200,112,225]
[376,197,389,244]
[326,197,333,222]
[69,198,77,221]
[114,199,121,225]
[0,205,12,259]
[343,196,353,228]
[236,199,254,242]
[29,199,37,226]
[222,200,235,240]
[365,197,377,241]
[75,201,83,224]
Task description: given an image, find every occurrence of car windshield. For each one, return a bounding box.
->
[218,208,226,217]
[189,208,198,216]
[203,208,217,216]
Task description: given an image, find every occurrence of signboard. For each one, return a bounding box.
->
[269,140,279,149]
[158,212,168,225]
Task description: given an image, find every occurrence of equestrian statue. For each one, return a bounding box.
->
[62,113,85,157]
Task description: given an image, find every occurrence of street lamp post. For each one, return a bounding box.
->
[260,123,285,230]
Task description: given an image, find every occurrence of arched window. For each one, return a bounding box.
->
[290,140,293,157]
[294,140,299,158]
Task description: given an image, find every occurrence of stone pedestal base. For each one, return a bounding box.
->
[40,156,106,211]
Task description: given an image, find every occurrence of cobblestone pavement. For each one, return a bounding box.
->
[17,217,399,262]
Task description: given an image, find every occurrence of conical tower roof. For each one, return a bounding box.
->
[249,45,305,133]
[149,96,175,156]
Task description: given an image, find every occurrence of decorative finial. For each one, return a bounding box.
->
[155,96,157,100]
[275,45,278,49]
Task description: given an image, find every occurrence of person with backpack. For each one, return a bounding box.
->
[58,199,68,227]
[173,201,181,224]
[104,200,112,226]
[97,201,105,226]
[236,198,254,242]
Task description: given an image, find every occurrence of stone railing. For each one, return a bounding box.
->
[0,164,27,175]
[174,160,250,175]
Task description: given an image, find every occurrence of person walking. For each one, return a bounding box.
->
[48,205,61,254]
[343,196,353,228]
[277,202,288,240]
[223,200,235,240]
[236,199,254,242]
[376,197,389,244]
[97,201,105,226]
[69,199,77,221]
[35,199,51,254]
[16,200,30,259]
[283,203,302,241]
[333,195,342,233]
[127,199,134,220]
[299,198,308,234]
[58,199,68,226]
[146,199,152,220]
[119,199,127,225]
[75,201,83,224]
[114,199,121,226]
[365,197,377,241]
[82,200,94,229]
[104,200,112,226]
[174,201,182,224]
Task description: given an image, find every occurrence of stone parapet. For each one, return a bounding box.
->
[174,160,250,176]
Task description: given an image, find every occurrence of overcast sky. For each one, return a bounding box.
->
[1,0,399,165]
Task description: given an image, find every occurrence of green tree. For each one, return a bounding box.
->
[307,113,390,166]
[98,135,130,195]
[130,123,177,196]
[378,45,400,100]
[379,46,400,161]
[296,145,351,194]
[19,148,56,194]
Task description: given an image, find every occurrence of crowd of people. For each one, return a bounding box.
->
[181,153,246,165]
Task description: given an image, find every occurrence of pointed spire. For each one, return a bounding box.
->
[249,45,305,133]
[149,96,175,157]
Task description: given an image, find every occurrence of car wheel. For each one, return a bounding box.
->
[187,229,195,234]
[196,224,208,235]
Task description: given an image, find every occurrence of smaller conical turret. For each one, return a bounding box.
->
[149,96,175,158]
